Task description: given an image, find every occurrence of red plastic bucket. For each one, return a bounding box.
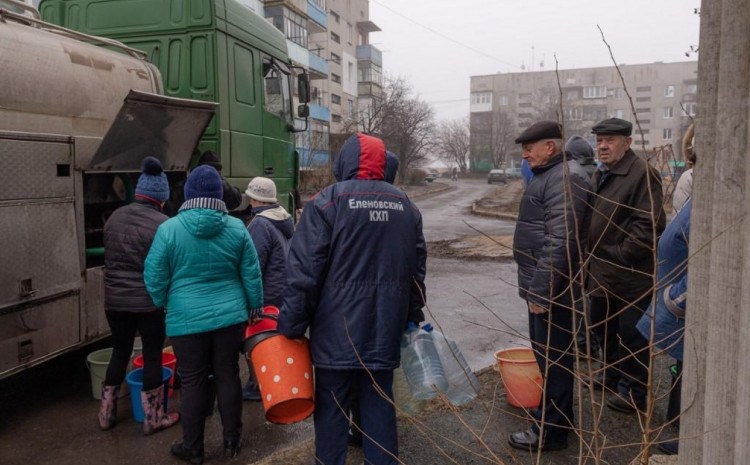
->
[133,351,177,398]
[495,347,542,408]
[250,335,314,424]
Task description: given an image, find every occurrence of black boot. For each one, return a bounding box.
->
[170,442,204,465]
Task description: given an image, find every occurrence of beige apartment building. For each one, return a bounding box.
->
[469,61,698,171]
[258,0,382,165]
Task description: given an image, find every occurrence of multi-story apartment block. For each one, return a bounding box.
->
[260,0,381,166]
[469,61,698,171]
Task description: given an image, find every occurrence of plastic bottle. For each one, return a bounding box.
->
[400,322,449,400]
[432,330,480,406]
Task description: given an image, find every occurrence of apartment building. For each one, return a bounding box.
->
[260,0,382,166]
[469,61,698,171]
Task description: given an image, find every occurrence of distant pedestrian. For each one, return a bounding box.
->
[451,166,458,181]
[586,118,666,414]
[145,165,263,463]
[241,176,294,401]
[99,157,179,435]
[278,133,427,465]
[672,124,695,213]
[508,121,592,452]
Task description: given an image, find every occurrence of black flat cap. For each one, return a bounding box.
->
[592,118,632,136]
[515,121,563,144]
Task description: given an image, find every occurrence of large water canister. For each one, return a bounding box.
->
[400,323,448,400]
[433,331,480,406]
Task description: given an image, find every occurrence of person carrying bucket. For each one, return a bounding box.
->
[145,165,264,464]
[278,133,427,465]
[509,121,592,452]
[241,176,295,401]
[98,156,179,435]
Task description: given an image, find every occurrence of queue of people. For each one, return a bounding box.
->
[97,121,685,463]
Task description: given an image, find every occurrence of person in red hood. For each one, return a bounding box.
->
[278,133,426,465]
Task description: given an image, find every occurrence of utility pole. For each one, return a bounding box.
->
[682,0,750,464]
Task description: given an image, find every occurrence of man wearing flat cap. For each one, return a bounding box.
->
[585,118,666,414]
[508,121,592,452]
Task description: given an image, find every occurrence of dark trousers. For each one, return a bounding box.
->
[589,295,651,403]
[104,310,165,390]
[171,323,245,450]
[528,305,575,443]
[314,368,398,465]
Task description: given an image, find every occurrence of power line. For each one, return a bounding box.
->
[370,0,521,70]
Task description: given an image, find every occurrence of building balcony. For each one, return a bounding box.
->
[356,44,382,66]
[308,51,329,80]
[358,82,382,98]
[309,103,330,122]
[287,41,309,68]
[307,0,327,33]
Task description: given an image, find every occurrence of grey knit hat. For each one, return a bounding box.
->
[245,177,277,203]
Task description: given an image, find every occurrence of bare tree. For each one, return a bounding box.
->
[488,111,516,169]
[435,118,469,173]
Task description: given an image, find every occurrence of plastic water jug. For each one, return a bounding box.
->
[433,331,480,406]
[400,322,449,400]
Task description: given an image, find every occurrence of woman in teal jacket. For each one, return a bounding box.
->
[145,165,263,464]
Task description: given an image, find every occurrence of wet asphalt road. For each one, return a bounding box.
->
[0,178,527,465]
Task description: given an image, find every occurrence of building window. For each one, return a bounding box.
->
[266,6,308,47]
[518,92,532,99]
[348,99,354,115]
[332,114,342,123]
[330,11,339,23]
[310,0,326,10]
[331,93,341,105]
[470,92,492,105]
[611,88,625,99]
[663,128,673,139]
[566,107,583,120]
[583,85,606,99]
[584,105,607,121]
[636,86,651,92]
[498,95,508,106]
[685,83,698,94]
[358,63,382,85]
[663,107,673,118]
[566,90,579,100]
[331,73,341,84]
[518,102,532,108]
[636,107,651,113]
[611,109,624,119]
[682,102,697,116]
[347,23,353,44]
[664,85,675,97]
[636,96,651,102]
[330,52,341,64]
[331,32,340,43]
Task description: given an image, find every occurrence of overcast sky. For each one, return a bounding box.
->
[369,0,700,122]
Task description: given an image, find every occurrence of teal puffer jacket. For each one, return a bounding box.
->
[144,207,263,337]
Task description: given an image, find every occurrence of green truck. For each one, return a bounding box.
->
[40,0,310,213]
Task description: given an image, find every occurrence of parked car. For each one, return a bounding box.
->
[487,169,507,184]
[425,172,438,183]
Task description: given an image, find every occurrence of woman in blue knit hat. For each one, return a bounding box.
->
[99,156,180,435]
[145,164,264,464]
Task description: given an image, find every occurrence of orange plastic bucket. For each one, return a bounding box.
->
[495,347,542,408]
[133,351,177,398]
[250,335,314,424]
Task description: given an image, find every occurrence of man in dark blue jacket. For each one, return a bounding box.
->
[279,133,426,465]
[509,121,592,452]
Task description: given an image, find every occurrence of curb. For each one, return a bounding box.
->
[471,202,519,221]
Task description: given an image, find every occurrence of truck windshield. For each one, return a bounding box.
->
[263,58,293,124]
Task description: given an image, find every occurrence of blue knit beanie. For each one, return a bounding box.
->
[184,164,223,200]
[135,157,170,202]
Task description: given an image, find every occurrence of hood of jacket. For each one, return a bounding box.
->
[177,208,228,239]
[334,133,387,182]
[565,135,595,163]
[253,205,295,239]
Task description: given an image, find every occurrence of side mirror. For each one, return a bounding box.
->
[297,73,310,103]
[297,104,310,118]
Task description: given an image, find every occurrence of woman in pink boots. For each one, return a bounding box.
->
[99,156,179,435]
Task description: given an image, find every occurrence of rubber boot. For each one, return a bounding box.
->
[141,384,180,435]
[98,384,120,431]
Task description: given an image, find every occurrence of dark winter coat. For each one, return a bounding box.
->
[278,133,427,370]
[587,149,666,300]
[104,199,168,312]
[513,153,592,307]
[247,205,295,307]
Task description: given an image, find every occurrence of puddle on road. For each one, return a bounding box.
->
[427,235,514,261]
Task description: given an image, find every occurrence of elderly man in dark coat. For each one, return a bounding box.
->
[586,118,666,414]
[508,121,592,452]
